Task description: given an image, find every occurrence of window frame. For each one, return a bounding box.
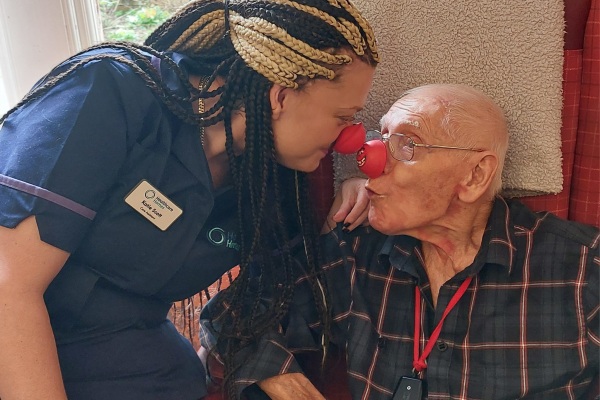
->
[0,0,104,115]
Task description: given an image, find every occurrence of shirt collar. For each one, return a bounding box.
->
[477,196,517,274]
[381,197,517,277]
[381,235,420,277]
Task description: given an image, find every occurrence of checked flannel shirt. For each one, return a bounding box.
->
[200,197,599,399]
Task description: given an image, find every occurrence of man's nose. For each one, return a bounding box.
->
[356,139,386,178]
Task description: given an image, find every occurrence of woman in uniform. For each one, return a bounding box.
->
[0,0,378,399]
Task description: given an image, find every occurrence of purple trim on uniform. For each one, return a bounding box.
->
[0,174,96,220]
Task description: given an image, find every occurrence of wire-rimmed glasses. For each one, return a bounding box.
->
[381,132,485,162]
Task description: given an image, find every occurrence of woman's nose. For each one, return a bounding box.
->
[332,122,366,154]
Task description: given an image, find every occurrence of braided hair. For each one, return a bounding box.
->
[1,0,379,397]
[148,1,378,396]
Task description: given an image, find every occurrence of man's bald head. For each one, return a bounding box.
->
[388,84,509,193]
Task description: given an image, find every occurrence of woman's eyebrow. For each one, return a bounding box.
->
[339,106,363,112]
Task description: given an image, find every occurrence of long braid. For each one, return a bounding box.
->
[296,172,331,365]
[245,79,270,255]
[240,75,274,360]
[219,63,250,395]
[247,78,272,323]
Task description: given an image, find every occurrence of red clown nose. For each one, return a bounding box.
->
[332,122,366,154]
[356,140,386,178]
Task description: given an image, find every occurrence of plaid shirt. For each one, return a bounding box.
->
[200,198,599,399]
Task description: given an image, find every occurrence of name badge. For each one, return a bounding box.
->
[124,180,183,231]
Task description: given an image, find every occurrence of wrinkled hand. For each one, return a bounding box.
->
[322,178,369,233]
[257,373,326,400]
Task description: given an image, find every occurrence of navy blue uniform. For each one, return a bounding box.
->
[0,48,239,399]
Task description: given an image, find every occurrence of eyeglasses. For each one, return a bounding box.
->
[381,132,485,162]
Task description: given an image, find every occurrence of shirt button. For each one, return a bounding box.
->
[378,337,386,349]
[437,340,448,352]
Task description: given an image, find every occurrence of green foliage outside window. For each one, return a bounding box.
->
[99,0,188,43]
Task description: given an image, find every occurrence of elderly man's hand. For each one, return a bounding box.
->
[257,373,326,400]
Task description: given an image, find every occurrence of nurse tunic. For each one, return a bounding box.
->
[0,47,240,399]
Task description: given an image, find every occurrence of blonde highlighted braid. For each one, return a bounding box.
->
[333,0,378,60]
[159,0,379,88]
[230,14,338,87]
[268,0,366,54]
[168,9,225,51]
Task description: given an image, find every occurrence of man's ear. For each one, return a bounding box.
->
[458,152,499,203]
[269,84,290,120]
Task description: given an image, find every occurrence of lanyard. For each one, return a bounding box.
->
[412,276,473,374]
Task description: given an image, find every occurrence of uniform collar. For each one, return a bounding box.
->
[152,52,216,188]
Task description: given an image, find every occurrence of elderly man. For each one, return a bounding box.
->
[200,84,599,400]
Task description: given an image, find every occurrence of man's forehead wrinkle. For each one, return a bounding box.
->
[384,100,421,127]
[406,96,451,140]
[385,98,444,134]
[381,94,454,142]
[383,112,421,131]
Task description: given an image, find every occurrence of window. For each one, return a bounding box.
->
[99,0,189,44]
[0,0,103,115]
[0,0,187,115]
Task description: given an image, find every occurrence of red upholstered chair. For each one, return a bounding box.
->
[519,0,599,227]
[183,1,600,397]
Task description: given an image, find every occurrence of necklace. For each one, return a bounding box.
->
[197,76,210,147]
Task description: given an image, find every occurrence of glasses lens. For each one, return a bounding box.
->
[389,134,414,161]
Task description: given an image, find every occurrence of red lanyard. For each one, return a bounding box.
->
[413,276,473,373]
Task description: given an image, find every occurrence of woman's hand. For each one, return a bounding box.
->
[257,373,326,400]
[322,178,369,233]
